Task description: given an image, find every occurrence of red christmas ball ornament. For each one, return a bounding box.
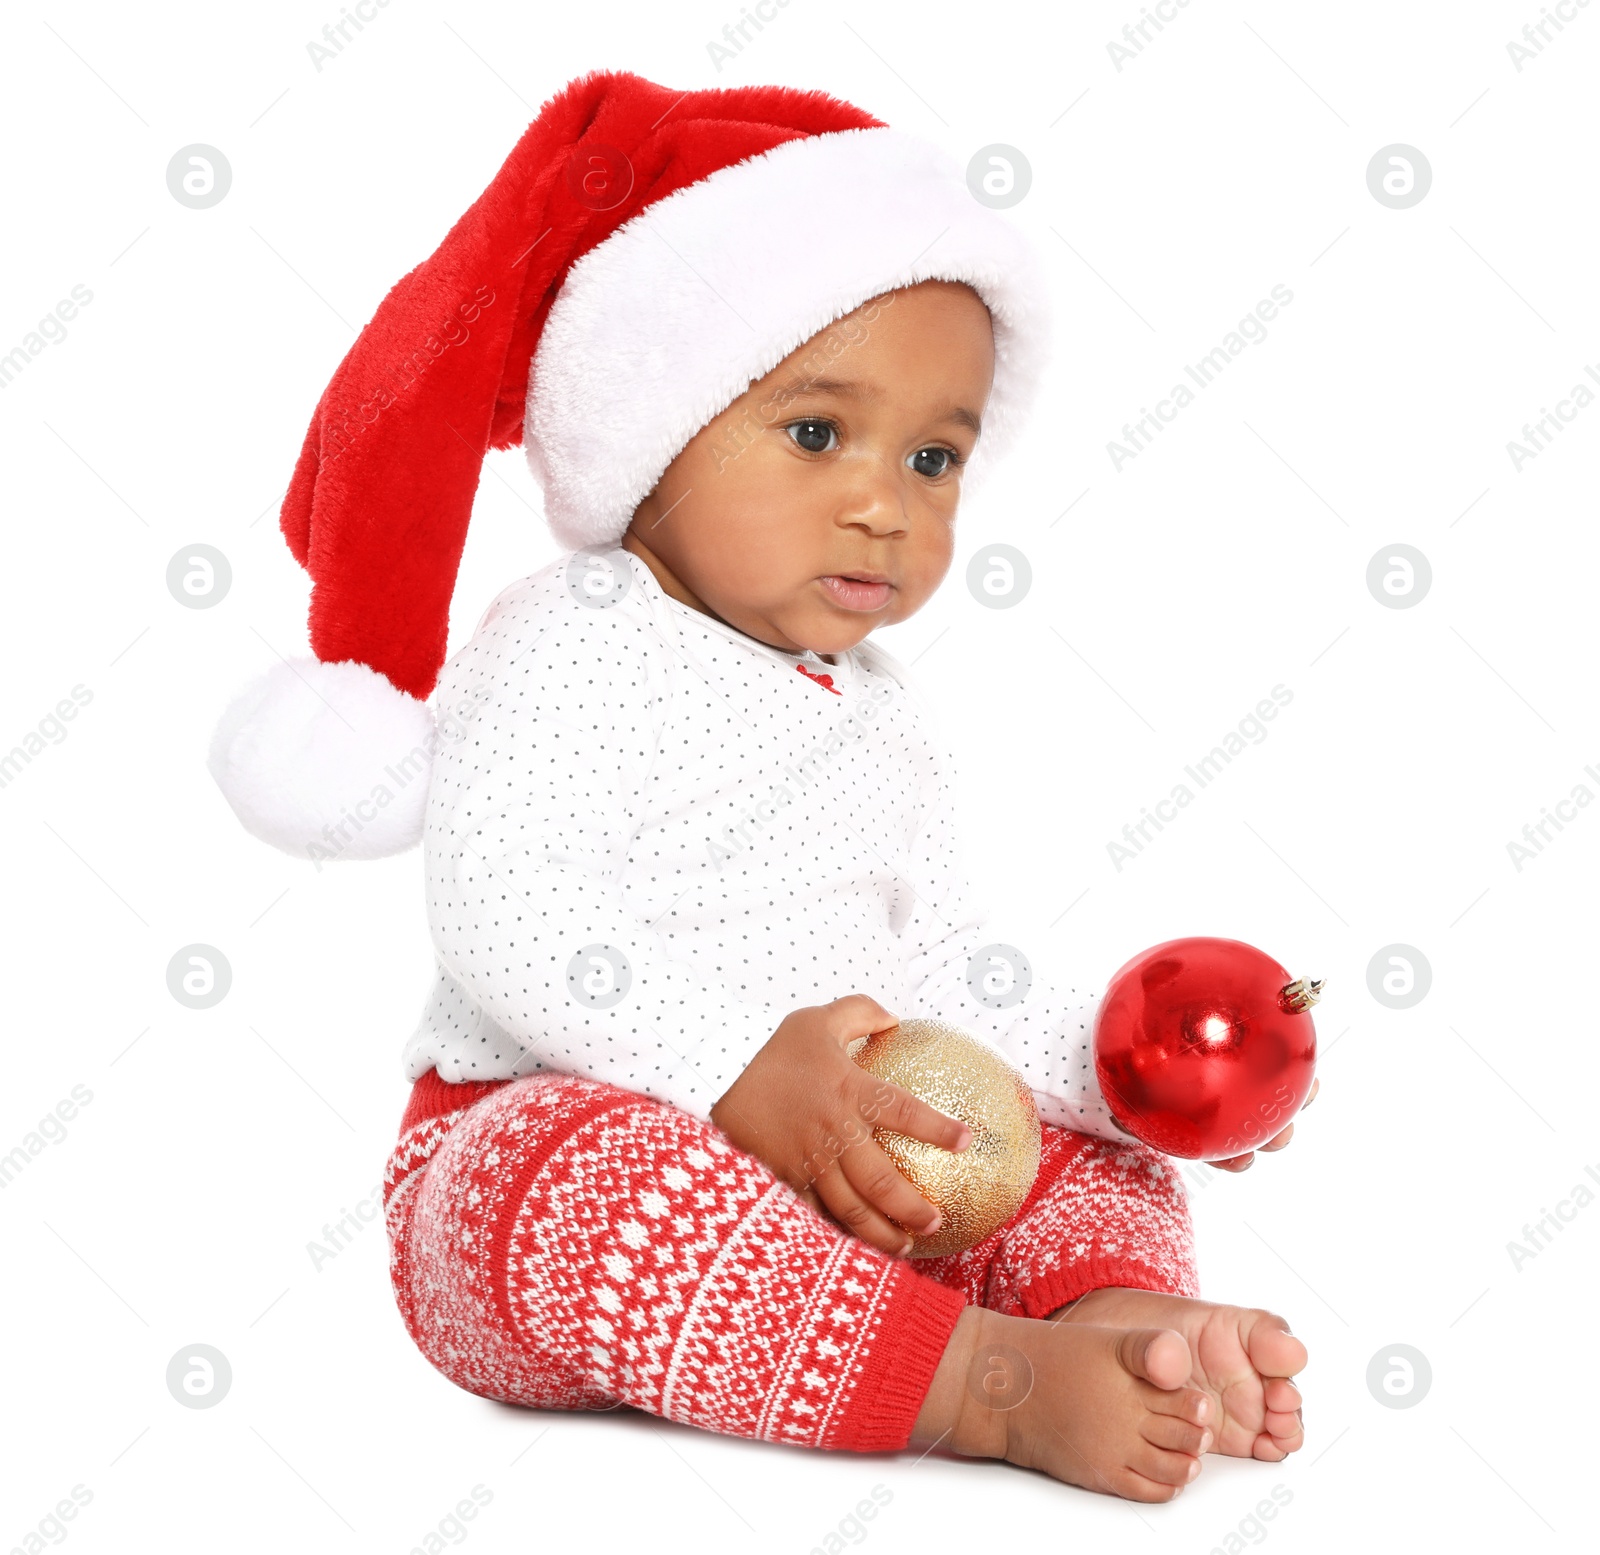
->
[1092,937,1322,1161]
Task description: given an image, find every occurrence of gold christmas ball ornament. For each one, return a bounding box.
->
[852,1018,1041,1258]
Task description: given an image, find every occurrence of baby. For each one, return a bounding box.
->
[395,278,1308,1503]
[209,70,1311,1507]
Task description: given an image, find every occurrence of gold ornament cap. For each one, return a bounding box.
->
[1279,976,1325,1014]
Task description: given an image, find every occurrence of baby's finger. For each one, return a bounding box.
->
[838,1138,943,1238]
[859,1077,972,1153]
[1207,1152,1255,1172]
[1302,1078,1321,1109]
[789,1182,828,1222]
[1260,1122,1295,1152]
[827,994,901,1043]
[814,1163,914,1256]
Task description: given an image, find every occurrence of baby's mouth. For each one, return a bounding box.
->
[819,574,894,611]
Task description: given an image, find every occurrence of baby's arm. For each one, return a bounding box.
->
[896,770,1318,1165]
[423,593,784,1120]
[710,994,972,1256]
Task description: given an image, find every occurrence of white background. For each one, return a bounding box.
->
[2,1,1595,1551]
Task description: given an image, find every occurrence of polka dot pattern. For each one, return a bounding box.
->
[403,551,1120,1138]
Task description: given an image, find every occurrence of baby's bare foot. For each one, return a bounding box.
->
[912,1307,1215,1503]
[1054,1287,1306,1461]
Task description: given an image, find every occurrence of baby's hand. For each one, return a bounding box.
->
[1207,1078,1321,1172]
[710,995,972,1256]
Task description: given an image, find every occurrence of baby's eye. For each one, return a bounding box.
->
[786,418,837,454]
[908,445,962,479]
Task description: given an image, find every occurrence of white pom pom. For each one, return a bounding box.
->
[208,658,437,862]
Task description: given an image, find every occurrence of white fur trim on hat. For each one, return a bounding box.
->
[524,126,1051,552]
[208,658,436,862]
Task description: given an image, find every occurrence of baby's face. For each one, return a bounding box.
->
[622,279,996,657]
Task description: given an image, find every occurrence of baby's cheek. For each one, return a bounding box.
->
[908,521,953,601]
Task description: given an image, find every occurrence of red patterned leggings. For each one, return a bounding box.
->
[384,1069,1199,1453]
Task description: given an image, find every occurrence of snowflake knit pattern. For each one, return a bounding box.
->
[405,549,1124,1139]
[385,1068,1199,1451]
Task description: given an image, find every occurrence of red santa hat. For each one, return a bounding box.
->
[210,68,1050,861]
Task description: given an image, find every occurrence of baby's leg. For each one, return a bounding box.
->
[907,1120,1304,1461]
[383,1069,965,1451]
[915,1122,1201,1316]
[383,1071,1211,1497]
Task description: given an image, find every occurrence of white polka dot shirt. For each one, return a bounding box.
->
[403,550,1122,1139]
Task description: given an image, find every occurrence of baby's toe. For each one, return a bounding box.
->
[1141,1413,1213,1457]
[1247,1314,1308,1378]
[1130,1441,1203,1489]
[1264,1376,1301,1413]
[1119,1326,1191,1391]
[1262,1409,1305,1447]
[1115,1470,1186,1504]
[1145,1384,1213,1428]
[1251,1431,1292,1462]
